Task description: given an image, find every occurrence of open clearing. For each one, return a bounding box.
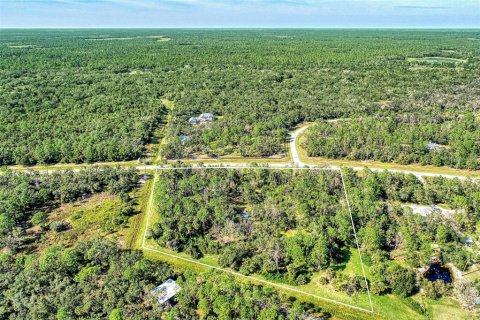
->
[406,57,466,64]
[31,193,128,253]
[85,35,171,41]
[7,44,35,48]
[402,204,463,217]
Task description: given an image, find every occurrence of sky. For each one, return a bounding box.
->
[0,0,479,28]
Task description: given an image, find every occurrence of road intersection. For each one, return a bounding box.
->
[8,124,478,181]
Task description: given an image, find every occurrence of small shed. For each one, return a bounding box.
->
[151,279,181,304]
[180,135,190,144]
[427,142,442,152]
[240,211,249,221]
[466,236,474,247]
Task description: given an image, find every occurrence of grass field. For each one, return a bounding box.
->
[34,193,129,252]
[417,296,478,320]
[68,194,124,232]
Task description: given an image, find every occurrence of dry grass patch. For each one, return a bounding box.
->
[38,193,127,250]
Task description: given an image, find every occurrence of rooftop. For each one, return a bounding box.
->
[150,279,181,304]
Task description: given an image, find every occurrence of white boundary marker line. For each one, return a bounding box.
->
[340,170,374,313]
[142,245,374,313]
[141,168,376,314]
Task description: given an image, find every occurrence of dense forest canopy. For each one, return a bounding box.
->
[2,28,480,319]
[1,29,479,164]
[0,239,324,320]
[151,168,479,299]
[304,112,480,169]
[0,168,326,320]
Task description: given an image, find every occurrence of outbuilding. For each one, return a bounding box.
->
[151,279,181,304]
[199,113,214,122]
[465,236,474,247]
[427,142,442,152]
[180,135,190,144]
[188,117,200,124]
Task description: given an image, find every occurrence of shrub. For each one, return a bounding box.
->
[31,211,48,227]
[49,221,68,232]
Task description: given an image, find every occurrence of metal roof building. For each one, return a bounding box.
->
[150,279,181,304]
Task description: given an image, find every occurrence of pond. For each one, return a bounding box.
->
[424,263,452,283]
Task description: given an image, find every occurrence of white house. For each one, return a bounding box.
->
[151,279,181,304]
[188,113,214,124]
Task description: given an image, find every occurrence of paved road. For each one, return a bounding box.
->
[8,123,478,181]
[13,159,476,181]
[289,125,309,167]
[151,164,473,180]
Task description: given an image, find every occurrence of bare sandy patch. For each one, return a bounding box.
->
[7,44,35,48]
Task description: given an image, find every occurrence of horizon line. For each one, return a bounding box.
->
[2,26,479,30]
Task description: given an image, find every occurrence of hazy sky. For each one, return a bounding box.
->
[1,0,479,28]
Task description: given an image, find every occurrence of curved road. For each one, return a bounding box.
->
[289,125,309,167]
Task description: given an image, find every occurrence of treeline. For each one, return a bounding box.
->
[2,29,479,163]
[151,168,479,299]
[0,239,326,320]
[0,167,138,250]
[304,113,480,169]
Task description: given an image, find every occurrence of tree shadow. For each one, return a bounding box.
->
[331,248,351,272]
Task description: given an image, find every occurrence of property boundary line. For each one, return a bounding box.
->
[340,170,374,312]
[141,168,376,315]
[142,170,159,249]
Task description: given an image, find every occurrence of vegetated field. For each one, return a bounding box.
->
[1,29,480,165]
[147,168,480,319]
[0,167,140,251]
[304,113,480,170]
